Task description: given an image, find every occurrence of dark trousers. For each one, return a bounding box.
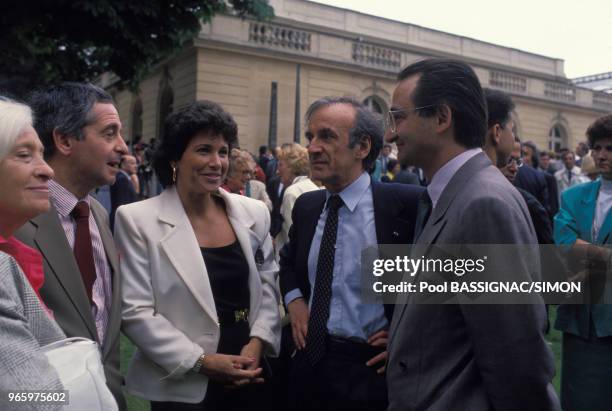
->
[150,383,259,411]
[561,331,612,411]
[289,336,388,411]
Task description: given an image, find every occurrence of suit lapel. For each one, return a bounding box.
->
[221,190,263,321]
[391,153,489,348]
[31,208,98,340]
[589,180,612,244]
[91,203,119,276]
[579,181,598,243]
[90,202,121,357]
[599,212,612,245]
[302,190,327,254]
[372,181,404,244]
[158,188,218,324]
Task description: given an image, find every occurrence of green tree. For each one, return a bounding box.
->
[0,0,274,98]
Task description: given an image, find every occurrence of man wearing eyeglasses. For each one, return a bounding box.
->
[502,141,525,183]
[385,58,559,411]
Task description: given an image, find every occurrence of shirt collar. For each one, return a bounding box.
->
[427,148,482,209]
[291,175,310,185]
[601,177,612,193]
[48,180,91,218]
[325,171,370,213]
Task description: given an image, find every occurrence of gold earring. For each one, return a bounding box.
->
[172,165,177,183]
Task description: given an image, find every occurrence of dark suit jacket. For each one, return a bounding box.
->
[387,153,559,411]
[543,172,559,218]
[393,169,421,185]
[279,179,423,323]
[516,187,553,245]
[15,200,126,410]
[266,175,285,237]
[265,158,278,180]
[515,165,552,218]
[110,171,137,230]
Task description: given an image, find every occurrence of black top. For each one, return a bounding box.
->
[201,241,250,312]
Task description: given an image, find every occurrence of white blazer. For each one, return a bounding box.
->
[275,176,321,256]
[114,186,281,403]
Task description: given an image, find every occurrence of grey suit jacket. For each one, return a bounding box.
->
[387,153,559,411]
[15,199,125,410]
[0,252,65,411]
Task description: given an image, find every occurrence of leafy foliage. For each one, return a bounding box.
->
[0,0,274,97]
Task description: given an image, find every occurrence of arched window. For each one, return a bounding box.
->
[363,95,387,114]
[548,125,567,153]
[131,97,143,142]
[158,85,174,139]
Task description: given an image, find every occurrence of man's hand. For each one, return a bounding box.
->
[288,297,309,350]
[366,329,388,374]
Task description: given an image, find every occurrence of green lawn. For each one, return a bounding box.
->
[120,334,149,411]
[120,308,563,410]
[547,306,563,393]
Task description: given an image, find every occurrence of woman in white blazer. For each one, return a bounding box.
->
[115,101,281,410]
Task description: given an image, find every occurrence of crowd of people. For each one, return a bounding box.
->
[0,57,610,411]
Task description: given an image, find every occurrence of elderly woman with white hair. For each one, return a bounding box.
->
[224,148,273,212]
[0,97,66,409]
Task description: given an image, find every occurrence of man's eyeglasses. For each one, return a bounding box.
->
[507,156,524,168]
[385,105,437,134]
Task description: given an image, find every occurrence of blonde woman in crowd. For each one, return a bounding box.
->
[275,143,321,254]
[115,101,280,410]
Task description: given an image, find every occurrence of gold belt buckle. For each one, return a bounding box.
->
[234,309,249,322]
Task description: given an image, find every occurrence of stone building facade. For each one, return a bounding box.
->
[104,0,612,154]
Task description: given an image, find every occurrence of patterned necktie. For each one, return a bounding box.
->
[305,194,344,365]
[414,191,432,241]
[71,201,97,305]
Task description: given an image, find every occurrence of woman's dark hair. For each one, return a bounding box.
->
[523,140,540,168]
[153,100,238,187]
[586,114,612,148]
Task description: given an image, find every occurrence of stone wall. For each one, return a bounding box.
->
[109,0,610,154]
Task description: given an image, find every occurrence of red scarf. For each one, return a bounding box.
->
[0,235,52,316]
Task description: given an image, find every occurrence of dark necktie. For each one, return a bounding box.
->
[71,201,97,305]
[305,194,344,365]
[414,191,432,241]
[567,170,572,183]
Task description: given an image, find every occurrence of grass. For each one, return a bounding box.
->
[547,306,563,393]
[120,309,563,410]
[120,334,149,411]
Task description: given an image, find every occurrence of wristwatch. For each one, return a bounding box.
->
[192,353,206,374]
